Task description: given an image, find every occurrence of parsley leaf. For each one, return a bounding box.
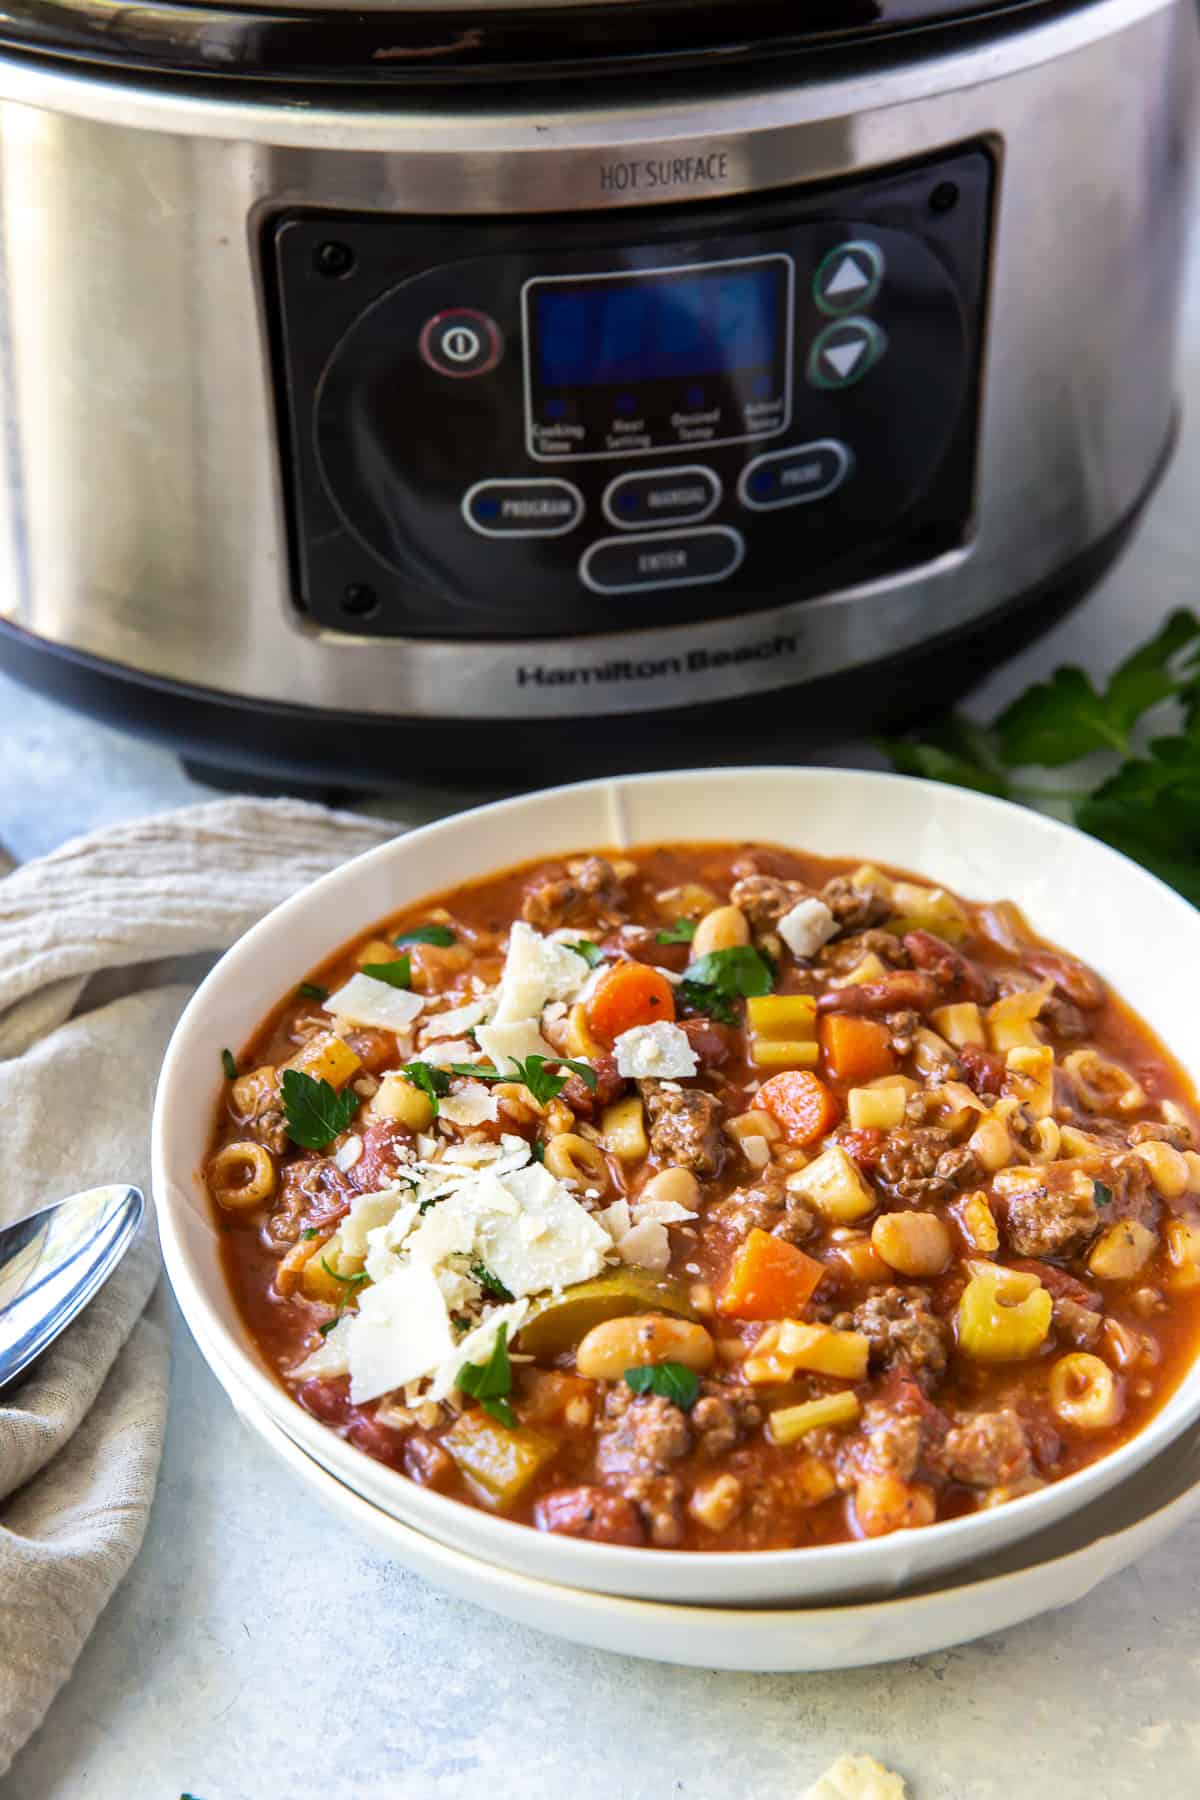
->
[220,1047,238,1081]
[317,1318,339,1337]
[530,1138,546,1163]
[880,611,1200,905]
[360,955,412,989]
[302,1227,319,1240]
[1093,1180,1113,1208]
[447,1061,505,1081]
[566,939,605,967]
[297,981,329,1002]
[458,1321,516,1427]
[470,1261,515,1302]
[624,1362,701,1409]
[678,945,774,1023]
[677,980,738,1025]
[880,714,1010,797]
[1075,737,1200,905]
[996,612,1200,765]
[655,918,697,944]
[509,1054,597,1105]
[401,1061,452,1115]
[395,924,456,948]
[281,1068,358,1149]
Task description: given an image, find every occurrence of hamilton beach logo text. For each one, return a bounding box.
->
[516,633,797,688]
[599,152,731,195]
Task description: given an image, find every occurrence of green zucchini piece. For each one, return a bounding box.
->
[517,1268,698,1359]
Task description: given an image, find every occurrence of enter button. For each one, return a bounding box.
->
[603,465,721,530]
[738,440,853,511]
[580,527,745,594]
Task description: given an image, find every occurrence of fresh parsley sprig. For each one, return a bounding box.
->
[401,1061,452,1115]
[655,918,697,945]
[360,955,412,989]
[470,1261,515,1303]
[297,981,329,1002]
[220,1048,238,1081]
[624,1362,701,1409]
[446,1053,598,1105]
[881,609,1200,904]
[565,939,605,967]
[281,1068,358,1149]
[678,944,774,1023]
[458,1321,516,1427]
[395,924,456,948]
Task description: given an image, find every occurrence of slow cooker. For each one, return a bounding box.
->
[0,0,1194,781]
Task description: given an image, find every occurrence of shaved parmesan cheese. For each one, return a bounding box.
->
[803,1756,907,1800]
[778,897,838,960]
[419,1038,479,1067]
[334,1134,363,1173]
[615,1221,671,1270]
[292,1314,354,1380]
[597,1199,632,1243]
[339,1185,410,1262]
[347,1260,455,1404]
[473,1162,610,1296]
[421,998,489,1042]
[439,1080,500,1127]
[614,1021,699,1080]
[492,922,592,1025]
[476,1017,555,1074]
[324,972,424,1035]
[631,1197,697,1226]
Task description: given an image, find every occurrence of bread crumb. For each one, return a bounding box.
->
[803,1754,908,1800]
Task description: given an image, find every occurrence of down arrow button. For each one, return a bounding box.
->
[806,317,888,390]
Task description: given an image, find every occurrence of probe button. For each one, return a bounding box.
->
[739,440,853,511]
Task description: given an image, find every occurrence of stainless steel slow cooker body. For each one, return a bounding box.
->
[0,0,1194,777]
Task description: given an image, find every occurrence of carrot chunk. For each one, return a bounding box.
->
[819,1014,897,1085]
[757,1070,842,1145]
[587,962,676,1044]
[717,1228,826,1320]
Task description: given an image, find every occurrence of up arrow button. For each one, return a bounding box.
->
[807,317,888,391]
[814,239,885,315]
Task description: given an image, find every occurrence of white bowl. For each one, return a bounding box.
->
[154,768,1200,1606]
[195,1295,1200,1671]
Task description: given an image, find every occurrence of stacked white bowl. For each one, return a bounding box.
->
[154,771,1200,1669]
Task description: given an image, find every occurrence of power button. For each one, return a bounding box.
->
[419,309,503,379]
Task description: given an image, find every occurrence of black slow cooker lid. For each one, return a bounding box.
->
[0,0,1091,85]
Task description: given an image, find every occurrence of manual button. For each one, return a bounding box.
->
[739,440,853,511]
[603,465,721,530]
[580,527,744,595]
[463,478,583,538]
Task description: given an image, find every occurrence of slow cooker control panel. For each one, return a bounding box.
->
[269,148,991,638]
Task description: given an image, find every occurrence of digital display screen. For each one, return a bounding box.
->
[533,262,784,389]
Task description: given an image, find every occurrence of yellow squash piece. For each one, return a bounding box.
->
[517,1269,699,1359]
[786,1144,875,1223]
[283,1030,362,1090]
[957,1260,1052,1361]
[931,1002,985,1047]
[766,1391,861,1445]
[747,993,819,1071]
[442,1410,558,1508]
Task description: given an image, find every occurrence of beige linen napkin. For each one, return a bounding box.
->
[0,797,394,1775]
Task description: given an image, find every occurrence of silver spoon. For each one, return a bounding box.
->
[0,1186,144,1393]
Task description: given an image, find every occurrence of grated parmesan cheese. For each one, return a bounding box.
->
[613,1020,699,1080]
